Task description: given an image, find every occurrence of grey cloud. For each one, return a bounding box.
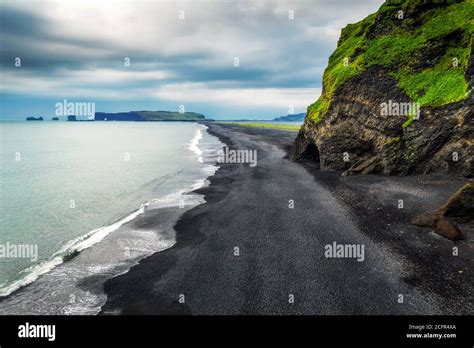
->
[0,0,383,110]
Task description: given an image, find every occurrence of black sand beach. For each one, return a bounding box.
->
[100,123,473,315]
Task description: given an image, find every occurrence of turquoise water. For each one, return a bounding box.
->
[0,121,222,306]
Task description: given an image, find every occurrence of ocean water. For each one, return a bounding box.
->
[0,121,223,314]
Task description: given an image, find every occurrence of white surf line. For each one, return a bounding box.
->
[188,125,204,163]
[0,203,149,297]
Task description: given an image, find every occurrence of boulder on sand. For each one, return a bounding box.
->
[439,183,474,223]
[411,211,440,228]
[434,218,464,241]
[411,183,473,241]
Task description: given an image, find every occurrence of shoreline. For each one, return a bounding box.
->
[0,123,223,314]
[99,123,473,315]
[99,123,238,315]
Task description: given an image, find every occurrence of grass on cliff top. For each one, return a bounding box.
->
[307,0,473,125]
[219,122,301,131]
[394,48,470,107]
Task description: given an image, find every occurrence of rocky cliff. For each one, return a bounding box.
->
[294,0,473,177]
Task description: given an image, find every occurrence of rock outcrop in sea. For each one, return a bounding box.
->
[294,0,473,177]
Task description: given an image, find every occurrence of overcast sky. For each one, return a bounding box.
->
[0,0,383,120]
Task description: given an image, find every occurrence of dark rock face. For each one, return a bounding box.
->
[294,2,473,178]
[294,62,473,177]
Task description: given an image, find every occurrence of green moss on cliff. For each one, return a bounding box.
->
[307,97,331,123]
[394,58,469,107]
[307,14,374,123]
[307,0,473,125]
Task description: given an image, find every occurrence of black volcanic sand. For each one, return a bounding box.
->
[100,123,473,315]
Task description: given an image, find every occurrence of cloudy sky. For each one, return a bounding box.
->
[0,0,383,120]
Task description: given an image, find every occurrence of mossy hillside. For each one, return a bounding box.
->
[307,0,473,125]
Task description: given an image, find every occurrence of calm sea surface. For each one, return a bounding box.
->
[0,121,222,314]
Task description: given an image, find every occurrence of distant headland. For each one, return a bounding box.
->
[26,111,209,122]
[95,110,207,122]
[273,113,305,122]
